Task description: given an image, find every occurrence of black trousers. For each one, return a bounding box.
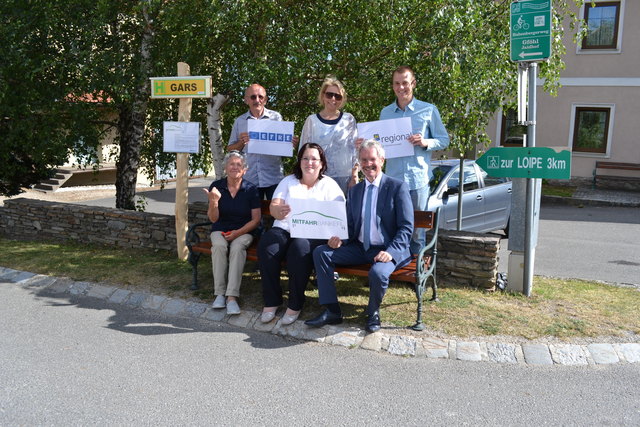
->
[258,227,323,311]
[258,185,277,201]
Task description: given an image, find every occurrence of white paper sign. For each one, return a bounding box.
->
[247,120,295,157]
[163,121,200,153]
[288,199,348,240]
[357,117,414,159]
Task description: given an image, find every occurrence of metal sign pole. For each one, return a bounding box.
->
[523,62,538,296]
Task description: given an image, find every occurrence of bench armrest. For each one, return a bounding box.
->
[186,221,213,250]
[416,207,440,277]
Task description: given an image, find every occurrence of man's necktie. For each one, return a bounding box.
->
[363,185,373,250]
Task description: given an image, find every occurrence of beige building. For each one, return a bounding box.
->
[487,0,640,188]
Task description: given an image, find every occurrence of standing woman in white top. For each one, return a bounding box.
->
[258,143,345,326]
[301,76,358,195]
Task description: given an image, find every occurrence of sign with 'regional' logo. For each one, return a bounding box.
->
[246,120,295,157]
[357,117,413,159]
[288,199,348,239]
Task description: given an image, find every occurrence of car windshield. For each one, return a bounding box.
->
[429,165,452,193]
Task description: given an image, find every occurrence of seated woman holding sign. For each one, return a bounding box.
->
[258,143,345,325]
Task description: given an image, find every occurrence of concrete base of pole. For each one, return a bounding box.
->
[507,251,525,294]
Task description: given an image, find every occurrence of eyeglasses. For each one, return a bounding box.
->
[302,157,321,163]
[249,94,265,101]
[324,91,343,101]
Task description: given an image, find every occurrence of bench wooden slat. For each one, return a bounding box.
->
[593,161,640,188]
[193,245,429,284]
[596,161,640,171]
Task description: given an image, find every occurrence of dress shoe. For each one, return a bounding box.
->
[304,309,342,328]
[280,309,300,326]
[365,311,381,333]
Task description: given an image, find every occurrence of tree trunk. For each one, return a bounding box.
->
[114,4,154,210]
[115,103,146,210]
[207,92,229,180]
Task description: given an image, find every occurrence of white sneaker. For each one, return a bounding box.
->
[226,300,241,315]
[212,295,226,309]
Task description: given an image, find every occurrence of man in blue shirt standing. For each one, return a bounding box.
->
[227,84,298,200]
[379,66,449,255]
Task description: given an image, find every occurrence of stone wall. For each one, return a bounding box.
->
[0,198,181,251]
[0,198,500,290]
[437,229,500,289]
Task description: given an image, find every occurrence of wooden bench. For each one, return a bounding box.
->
[593,161,640,189]
[186,200,440,331]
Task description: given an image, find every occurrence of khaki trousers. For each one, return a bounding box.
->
[210,231,253,297]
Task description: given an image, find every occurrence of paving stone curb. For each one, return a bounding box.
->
[3,267,639,367]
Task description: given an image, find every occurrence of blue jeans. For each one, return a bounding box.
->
[409,185,430,255]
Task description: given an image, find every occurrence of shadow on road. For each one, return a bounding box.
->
[30,282,301,351]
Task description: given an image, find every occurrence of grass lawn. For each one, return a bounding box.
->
[1,238,638,340]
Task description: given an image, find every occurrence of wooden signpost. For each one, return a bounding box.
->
[151,63,212,260]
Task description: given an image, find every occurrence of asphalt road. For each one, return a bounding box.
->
[498,204,640,286]
[2,281,639,425]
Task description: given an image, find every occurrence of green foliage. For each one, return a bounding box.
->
[0,0,104,195]
[1,0,585,195]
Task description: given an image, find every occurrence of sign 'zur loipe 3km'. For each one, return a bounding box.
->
[477,147,571,180]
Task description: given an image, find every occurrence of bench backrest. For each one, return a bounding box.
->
[261,199,435,231]
[596,161,640,171]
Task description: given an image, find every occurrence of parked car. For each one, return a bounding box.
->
[427,160,512,235]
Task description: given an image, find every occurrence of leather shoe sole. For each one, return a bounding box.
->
[304,309,342,328]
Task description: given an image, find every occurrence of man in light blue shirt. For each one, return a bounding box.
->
[380,66,449,255]
[228,84,298,200]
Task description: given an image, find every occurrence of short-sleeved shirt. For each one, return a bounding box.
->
[228,108,285,188]
[380,98,450,190]
[271,174,345,232]
[208,178,261,234]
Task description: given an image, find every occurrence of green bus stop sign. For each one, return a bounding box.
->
[510,0,552,62]
[477,147,571,179]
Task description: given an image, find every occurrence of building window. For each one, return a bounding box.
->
[581,1,621,50]
[572,107,611,154]
[500,109,526,147]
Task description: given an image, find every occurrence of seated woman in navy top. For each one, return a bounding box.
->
[203,151,261,315]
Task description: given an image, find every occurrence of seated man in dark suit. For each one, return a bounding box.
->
[305,139,414,332]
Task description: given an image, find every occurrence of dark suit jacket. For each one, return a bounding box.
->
[346,173,414,264]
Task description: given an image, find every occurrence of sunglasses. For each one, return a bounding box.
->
[324,91,343,101]
[249,94,265,101]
